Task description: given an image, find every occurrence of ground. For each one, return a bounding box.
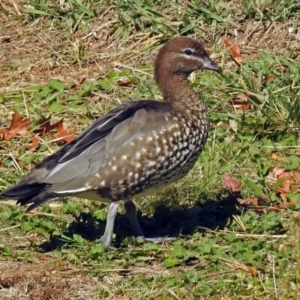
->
[0,1,300,299]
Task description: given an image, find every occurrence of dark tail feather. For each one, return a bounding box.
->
[0,183,48,201]
[0,183,57,211]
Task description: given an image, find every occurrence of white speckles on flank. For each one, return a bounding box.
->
[141,148,147,153]
[156,146,161,153]
[134,173,139,179]
[189,144,195,151]
[135,162,141,168]
[128,172,133,177]
[146,136,153,142]
[130,142,135,146]
[95,173,100,178]
[122,155,127,160]
[158,156,165,163]
[112,165,117,171]
[100,180,106,187]
[118,180,124,185]
[147,160,156,167]
[135,152,141,158]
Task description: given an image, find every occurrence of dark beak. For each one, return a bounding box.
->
[202,56,222,73]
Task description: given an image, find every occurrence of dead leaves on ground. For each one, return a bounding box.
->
[0,112,76,150]
[0,112,30,141]
[223,173,242,193]
[266,167,300,202]
[223,39,276,112]
[224,39,245,64]
[223,171,299,214]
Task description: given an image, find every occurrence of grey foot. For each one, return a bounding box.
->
[144,236,177,244]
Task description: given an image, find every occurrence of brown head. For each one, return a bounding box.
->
[154,37,221,102]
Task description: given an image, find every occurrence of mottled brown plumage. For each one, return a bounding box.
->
[0,37,221,248]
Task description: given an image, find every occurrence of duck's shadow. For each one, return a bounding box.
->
[39,193,240,251]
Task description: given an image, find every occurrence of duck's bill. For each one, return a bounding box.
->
[202,56,222,73]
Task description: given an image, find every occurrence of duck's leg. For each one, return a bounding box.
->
[124,201,144,238]
[98,201,120,248]
[125,201,177,244]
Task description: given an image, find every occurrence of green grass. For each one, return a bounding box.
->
[0,0,300,299]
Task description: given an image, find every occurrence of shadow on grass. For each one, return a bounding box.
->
[39,193,241,251]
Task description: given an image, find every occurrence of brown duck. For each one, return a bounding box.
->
[0,37,221,248]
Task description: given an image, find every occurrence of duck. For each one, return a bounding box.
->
[0,36,221,248]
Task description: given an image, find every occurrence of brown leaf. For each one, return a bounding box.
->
[72,76,87,90]
[230,93,261,111]
[55,119,76,143]
[224,39,245,63]
[223,173,242,193]
[238,197,259,207]
[29,135,41,150]
[266,167,300,202]
[230,93,251,110]
[247,267,257,277]
[34,115,55,136]
[268,167,286,178]
[274,200,298,210]
[117,77,131,86]
[0,112,30,141]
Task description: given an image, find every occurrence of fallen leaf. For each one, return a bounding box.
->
[72,76,87,90]
[266,167,300,202]
[267,167,286,178]
[230,93,261,111]
[0,112,30,141]
[34,115,54,135]
[117,77,131,86]
[230,93,251,110]
[29,135,41,151]
[238,197,259,207]
[247,267,257,277]
[55,119,76,143]
[224,39,245,63]
[223,173,242,193]
[273,200,298,210]
[238,196,297,214]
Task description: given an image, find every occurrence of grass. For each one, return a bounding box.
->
[0,0,300,299]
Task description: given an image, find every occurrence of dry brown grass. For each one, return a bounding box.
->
[1,1,298,94]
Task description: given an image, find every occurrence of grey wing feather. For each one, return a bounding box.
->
[0,100,171,206]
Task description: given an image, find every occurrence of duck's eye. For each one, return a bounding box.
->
[184,49,193,55]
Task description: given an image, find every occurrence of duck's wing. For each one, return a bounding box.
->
[0,100,172,210]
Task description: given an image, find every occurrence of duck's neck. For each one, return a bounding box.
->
[157,73,208,114]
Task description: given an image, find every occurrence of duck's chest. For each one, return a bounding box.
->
[160,116,209,177]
